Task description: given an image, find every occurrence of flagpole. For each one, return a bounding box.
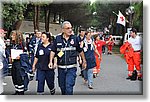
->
[112,11,118,16]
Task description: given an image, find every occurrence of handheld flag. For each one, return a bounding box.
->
[117,11,126,26]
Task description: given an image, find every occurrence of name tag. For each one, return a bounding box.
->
[83,47,87,52]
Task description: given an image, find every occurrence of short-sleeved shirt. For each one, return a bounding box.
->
[36,43,52,70]
[128,35,142,51]
[95,40,106,55]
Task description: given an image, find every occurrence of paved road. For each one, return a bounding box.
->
[2,53,142,95]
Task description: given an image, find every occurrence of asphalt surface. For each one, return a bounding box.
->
[2,52,143,95]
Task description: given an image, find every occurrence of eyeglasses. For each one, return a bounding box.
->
[63,27,72,30]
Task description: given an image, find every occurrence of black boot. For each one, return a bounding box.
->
[18,91,24,95]
[12,91,19,95]
[50,88,55,95]
[138,77,143,81]
[126,76,131,80]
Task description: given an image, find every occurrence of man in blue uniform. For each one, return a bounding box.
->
[77,27,86,77]
[49,21,87,95]
[29,31,42,65]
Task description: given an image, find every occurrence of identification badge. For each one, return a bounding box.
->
[57,50,64,57]
[80,41,84,48]
[83,47,87,52]
[39,50,44,55]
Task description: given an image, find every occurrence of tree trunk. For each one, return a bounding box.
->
[13,20,22,30]
[33,5,40,31]
[53,12,56,23]
[44,5,50,32]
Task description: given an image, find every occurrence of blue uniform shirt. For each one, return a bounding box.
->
[51,34,82,65]
[36,43,52,70]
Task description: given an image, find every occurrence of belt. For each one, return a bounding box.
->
[134,50,141,52]
[58,64,77,69]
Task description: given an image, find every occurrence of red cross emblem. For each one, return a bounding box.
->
[120,16,124,21]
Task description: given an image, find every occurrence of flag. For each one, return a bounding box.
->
[117,11,126,27]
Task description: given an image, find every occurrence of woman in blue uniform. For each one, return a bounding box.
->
[83,32,100,89]
[32,32,56,95]
[10,31,27,95]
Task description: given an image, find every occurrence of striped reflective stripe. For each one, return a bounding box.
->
[15,85,24,92]
[57,47,76,51]
[29,44,33,47]
[50,88,55,93]
[58,64,77,69]
[15,88,24,92]
[15,85,24,88]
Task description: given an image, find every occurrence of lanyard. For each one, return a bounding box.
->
[12,44,18,49]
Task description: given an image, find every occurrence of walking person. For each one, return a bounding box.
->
[0,29,8,86]
[32,32,56,95]
[9,30,28,95]
[49,21,87,95]
[77,27,86,77]
[120,28,142,81]
[102,34,106,54]
[29,30,42,65]
[82,32,100,89]
[29,30,42,82]
[107,35,114,55]
[93,34,106,77]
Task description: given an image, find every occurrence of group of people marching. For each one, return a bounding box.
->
[0,21,142,95]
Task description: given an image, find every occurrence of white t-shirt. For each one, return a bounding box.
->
[128,35,142,51]
[0,38,6,58]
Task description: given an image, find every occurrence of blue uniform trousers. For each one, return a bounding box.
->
[37,69,55,93]
[24,74,29,91]
[58,67,77,95]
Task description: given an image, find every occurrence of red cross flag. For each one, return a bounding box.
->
[117,11,126,27]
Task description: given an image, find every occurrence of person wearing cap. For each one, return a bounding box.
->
[126,28,142,81]
[32,32,56,95]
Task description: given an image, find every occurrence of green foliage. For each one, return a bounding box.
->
[132,1,143,31]
[2,3,27,30]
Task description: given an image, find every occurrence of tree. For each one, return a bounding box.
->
[132,1,143,32]
[2,3,27,31]
[33,4,40,31]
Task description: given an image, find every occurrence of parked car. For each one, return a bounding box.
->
[112,36,123,45]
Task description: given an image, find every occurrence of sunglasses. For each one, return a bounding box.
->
[63,27,72,30]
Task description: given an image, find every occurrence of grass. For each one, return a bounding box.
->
[112,45,121,54]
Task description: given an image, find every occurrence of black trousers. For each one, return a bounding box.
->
[12,60,24,94]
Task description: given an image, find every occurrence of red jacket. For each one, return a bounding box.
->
[120,42,134,63]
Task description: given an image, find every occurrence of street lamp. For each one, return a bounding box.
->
[92,11,97,15]
[125,6,135,27]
